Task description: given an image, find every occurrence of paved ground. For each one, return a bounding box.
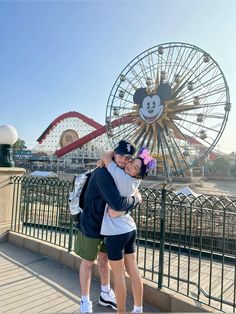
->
[0,242,160,313]
[195,179,236,196]
[141,178,236,197]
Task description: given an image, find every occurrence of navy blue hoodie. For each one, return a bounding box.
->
[78,167,135,238]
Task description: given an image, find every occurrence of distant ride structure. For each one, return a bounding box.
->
[34,111,111,170]
[105,42,231,176]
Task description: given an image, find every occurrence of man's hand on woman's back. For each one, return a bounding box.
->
[107,207,125,218]
[134,190,142,205]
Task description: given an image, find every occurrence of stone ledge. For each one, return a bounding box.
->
[0,167,26,175]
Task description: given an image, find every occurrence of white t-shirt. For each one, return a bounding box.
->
[100,161,140,236]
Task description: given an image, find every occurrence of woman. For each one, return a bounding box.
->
[99,147,156,313]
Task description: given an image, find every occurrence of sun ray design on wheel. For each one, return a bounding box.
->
[106,42,231,177]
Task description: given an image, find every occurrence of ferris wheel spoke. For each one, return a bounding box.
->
[124,123,144,141]
[182,111,225,120]
[174,116,220,133]
[128,121,146,143]
[174,44,187,63]
[132,124,148,145]
[171,46,189,82]
[164,119,187,141]
[121,73,140,91]
[150,123,158,153]
[162,46,174,75]
[145,126,154,149]
[129,66,145,88]
[174,119,201,136]
[159,136,169,177]
[139,124,153,148]
[197,87,227,100]
[193,63,219,85]
[174,120,215,148]
[153,64,160,93]
[192,60,215,80]
[148,53,156,84]
[112,123,138,142]
[173,52,201,90]
[170,134,190,168]
[138,58,151,82]
[162,132,183,175]
[171,45,197,78]
[182,74,223,100]
[113,87,135,100]
[171,102,224,115]
[166,50,178,82]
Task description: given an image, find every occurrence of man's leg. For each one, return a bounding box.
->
[97,251,109,285]
[75,231,103,313]
[80,259,94,296]
[79,259,93,313]
[98,249,117,310]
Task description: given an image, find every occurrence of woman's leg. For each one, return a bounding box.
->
[124,253,143,308]
[109,258,126,313]
[106,232,136,312]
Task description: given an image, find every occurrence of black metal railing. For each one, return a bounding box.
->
[10,176,236,312]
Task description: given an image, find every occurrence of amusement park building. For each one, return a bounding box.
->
[34,111,111,169]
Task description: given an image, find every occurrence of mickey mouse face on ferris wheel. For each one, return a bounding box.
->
[133,83,172,124]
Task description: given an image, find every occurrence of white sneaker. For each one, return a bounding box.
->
[80,300,93,313]
[99,289,117,310]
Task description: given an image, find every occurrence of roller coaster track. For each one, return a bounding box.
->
[55,115,135,157]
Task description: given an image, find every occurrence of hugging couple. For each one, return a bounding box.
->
[74,140,156,313]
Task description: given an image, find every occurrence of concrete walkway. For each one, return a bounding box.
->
[0,242,160,313]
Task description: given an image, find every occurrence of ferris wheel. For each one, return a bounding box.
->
[105,42,231,176]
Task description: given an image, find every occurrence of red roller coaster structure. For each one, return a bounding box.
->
[55,115,135,157]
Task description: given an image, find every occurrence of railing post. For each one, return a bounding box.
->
[158,181,167,289]
[68,217,74,252]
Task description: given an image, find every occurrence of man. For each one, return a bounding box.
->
[75,140,141,313]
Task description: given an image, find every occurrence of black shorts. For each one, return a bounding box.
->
[105,229,136,261]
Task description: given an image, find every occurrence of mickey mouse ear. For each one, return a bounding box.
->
[157,83,172,100]
[133,88,147,105]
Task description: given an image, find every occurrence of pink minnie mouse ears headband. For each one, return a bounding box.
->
[137,147,156,172]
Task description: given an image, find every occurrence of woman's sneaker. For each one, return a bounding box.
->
[99,289,117,310]
[80,300,93,313]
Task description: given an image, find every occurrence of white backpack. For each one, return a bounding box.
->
[68,170,93,220]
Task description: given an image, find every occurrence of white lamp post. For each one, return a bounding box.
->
[0,125,18,167]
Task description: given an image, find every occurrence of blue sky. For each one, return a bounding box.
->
[0,0,235,153]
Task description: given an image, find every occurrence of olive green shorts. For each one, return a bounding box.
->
[74,230,107,261]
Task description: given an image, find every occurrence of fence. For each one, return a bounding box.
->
[10,176,236,312]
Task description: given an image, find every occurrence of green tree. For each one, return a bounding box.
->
[12,138,27,151]
[230,164,236,177]
[212,156,230,176]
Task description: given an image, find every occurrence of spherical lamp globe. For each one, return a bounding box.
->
[0,125,18,145]
[0,125,18,167]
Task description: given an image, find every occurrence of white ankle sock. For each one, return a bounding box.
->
[133,305,143,312]
[101,285,110,293]
[81,295,90,302]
